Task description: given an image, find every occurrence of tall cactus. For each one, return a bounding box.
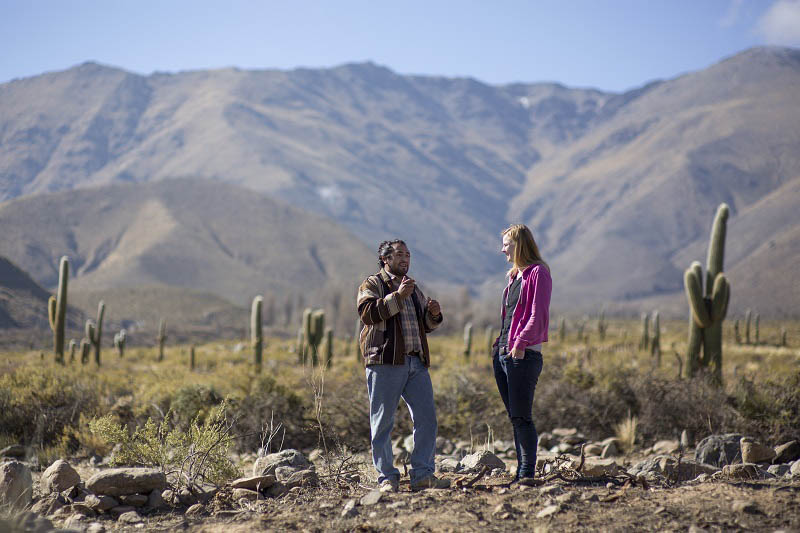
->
[754,313,760,345]
[157,318,167,361]
[484,326,494,357]
[300,308,312,363]
[48,256,69,364]
[296,327,305,362]
[68,339,78,364]
[251,296,263,373]
[324,327,334,368]
[85,301,105,366]
[650,310,661,365]
[80,339,90,365]
[559,317,566,342]
[597,308,607,340]
[303,308,325,366]
[463,322,473,359]
[744,309,752,344]
[639,313,649,351]
[113,329,126,357]
[684,203,731,382]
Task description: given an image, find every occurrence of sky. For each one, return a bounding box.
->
[1,0,800,92]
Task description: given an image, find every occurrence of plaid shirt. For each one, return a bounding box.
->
[385,270,423,355]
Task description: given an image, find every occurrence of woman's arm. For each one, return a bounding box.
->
[511,267,552,356]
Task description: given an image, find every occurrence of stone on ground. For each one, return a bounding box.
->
[694,434,743,467]
[84,493,119,512]
[571,457,621,476]
[774,440,800,464]
[86,467,166,496]
[461,450,506,471]
[0,460,33,509]
[722,463,769,480]
[117,510,142,523]
[41,459,81,493]
[231,474,277,490]
[360,489,383,506]
[653,440,681,455]
[252,449,310,477]
[740,437,775,464]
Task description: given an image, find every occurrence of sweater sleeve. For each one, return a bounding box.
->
[356,276,402,325]
[511,267,552,352]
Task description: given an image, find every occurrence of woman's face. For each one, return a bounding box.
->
[502,234,515,264]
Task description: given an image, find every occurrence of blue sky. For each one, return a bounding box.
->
[2,0,799,92]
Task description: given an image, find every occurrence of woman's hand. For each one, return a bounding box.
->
[511,346,525,359]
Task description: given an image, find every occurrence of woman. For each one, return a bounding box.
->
[493,224,551,484]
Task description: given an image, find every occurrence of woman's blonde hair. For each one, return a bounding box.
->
[502,224,549,278]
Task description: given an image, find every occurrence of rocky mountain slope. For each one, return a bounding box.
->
[1,47,798,316]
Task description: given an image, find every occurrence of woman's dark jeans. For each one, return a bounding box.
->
[493,349,543,479]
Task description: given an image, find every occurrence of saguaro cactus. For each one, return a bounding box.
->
[85,301,105,366]
[463,322,473,359]
[598,309,607,340]
[559,317,566,342]
[733,320,741,344]
[754,313,760,345]
[296,327,305,362]
[113,329,126,357]
[190,345,196,371]
[303,308,325,366]
[684,203,731,382]
[484,326,495,357]
[324,327,334,368]
[80,339,91,365]
[251,296,263,373]
[157,319,167,361]
[639,313,649,351]
[48,256,69,364]
[68,339,78,363]
[650,311,661,365]
[744,309,752,344]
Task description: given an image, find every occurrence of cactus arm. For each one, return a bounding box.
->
[251,296,263,371]
[48,296,57,330]
[684,267,711,328]
[711,274,729,322]
[706,204,729,281]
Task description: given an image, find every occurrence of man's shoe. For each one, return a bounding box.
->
[379,478,399,493]
[518,477,544,487]
[410,475,450,491]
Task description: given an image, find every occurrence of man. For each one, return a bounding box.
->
[356,239,450,492]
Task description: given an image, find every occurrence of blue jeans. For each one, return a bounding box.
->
[493,349,543,478]
[365,355,437,484]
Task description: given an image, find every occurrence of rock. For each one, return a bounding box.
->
[185,503,205,517]
[740,437,775,464]
[767,464,790,477]
[627,456,719,482]
[117,510,142,523]
[601,440,619,458]
[563,434,586,445]
[86,467,166,497]
[653,440,681,455]
[360,489,382,506]
[402,434,415,453]
[571,457,622,477]
[64,513,89,529]
[722,463,769,480]
[161,489,177,505]
[120,493,148,506]
[556,443,574,454]
[109,505,136,517]
[147,488,167,509]
[341,498,358,518]
[283,469,319,489]
[232,488,260,501]
[538,432,556,449]
[539,485,564,497]
[732,500,758,513]
[556,491,579,504]
[436,437,455,455]
[695,433,743,467]
[86,523,106,533]
[178,488,198,506]
[70,502,97,516]
[307,448,324,462]
[790,459,800,477]
[0,445,26,458]
[461,451,506,472]
[536,504,560,518]
[266,482,289,498]
[774,441,800,464]
[0,460,33,509]
[252,449,311,477]
[681,430,692,449]
[84,494,119,512]
[583,444,603,456]
[231,475,277,490]
[437,457,461,473]
[41,459,81,494]
[552,428,578,438]
[31,493,66,516]
[388,500,407,510]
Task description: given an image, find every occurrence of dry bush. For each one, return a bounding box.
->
[728,370,800,444]
[434,368,507,441]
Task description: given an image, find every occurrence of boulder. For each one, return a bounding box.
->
[232,488,260,501]
[147,489,167,509]
[0,445,26,459]
[791,459,800,477]
[120,493,148,506]
[583,444,603,456]
[266,482,289,498]
[86,468,166,497]
[552,428,578,438]
[252,449,310,477]
[437,458,461,473]
[571,457,622,477]
[767,464,790,477]
[653,440,681,455]
[117,510,142,523]
[537,432,556,449]
[30,493,67,516]
[740,437,775,464]
[461,451,506,472]
[231,475,277,491]
[0,460,33,509]
[360,489,382,506]
[774,441,800,464]
[695,434,743,467]
[722,463,770,480]
[283,469,319,489]
[601,440,619,458]
[185,503,205,517]
[41,459,81,494]
[628,455,719,481]
[109,505,136,517]
[84,494,119,512]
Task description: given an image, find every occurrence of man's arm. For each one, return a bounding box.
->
[357,276,403,325]
[418,287,443,333]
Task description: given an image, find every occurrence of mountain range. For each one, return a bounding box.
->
[1,46,798,322]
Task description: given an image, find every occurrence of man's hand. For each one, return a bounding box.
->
[511,346,525,359]
[397,276,415,298]
[426,298,441,317]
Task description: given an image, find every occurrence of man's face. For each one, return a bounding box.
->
[383,243,410,276]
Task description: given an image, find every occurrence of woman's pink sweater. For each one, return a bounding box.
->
[501,263,552,352]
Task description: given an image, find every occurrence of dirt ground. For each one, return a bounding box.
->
[47,458,800,533]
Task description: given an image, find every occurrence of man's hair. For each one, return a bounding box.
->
[377,239,407,268]
[502,224,549,277]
